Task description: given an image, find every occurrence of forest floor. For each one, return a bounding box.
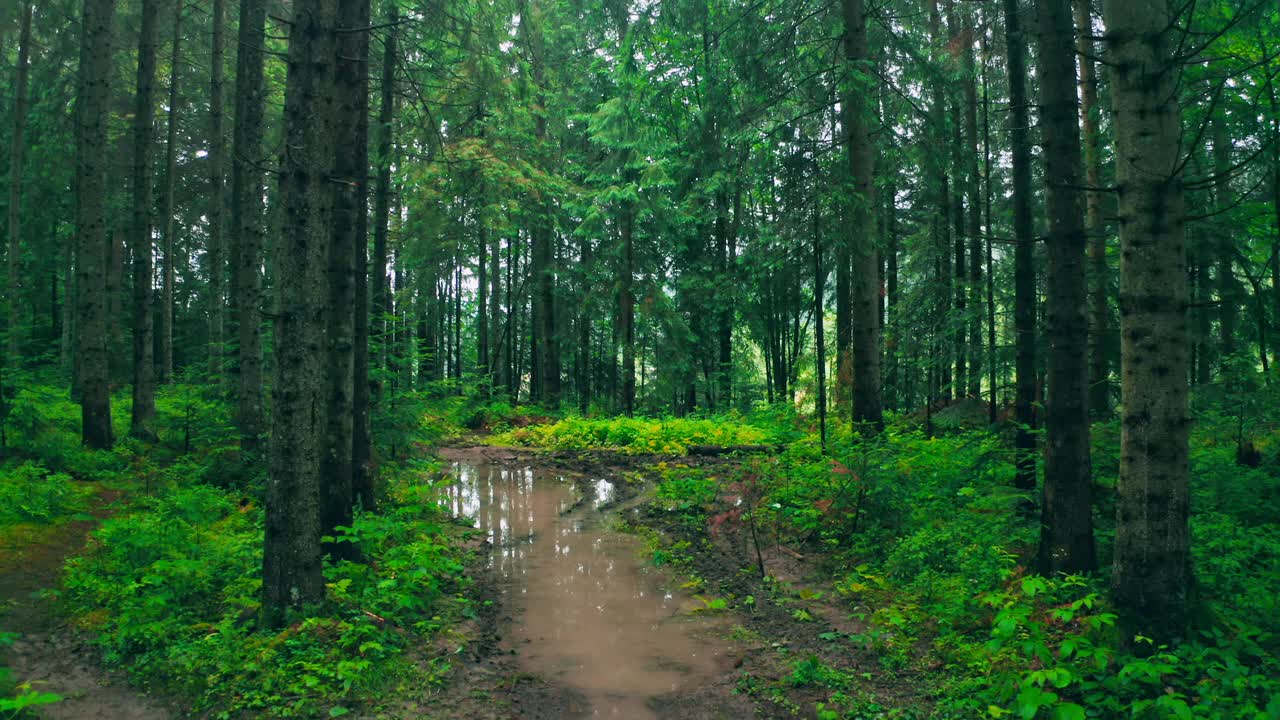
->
[418,442,929,720]
[0,485,172,720]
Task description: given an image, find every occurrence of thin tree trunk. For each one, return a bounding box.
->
[1105,0,1191,643]
[207,0,226,378]
[6,2,32,395]
[1213,115,1236,371]
[1005,0,1037,496]
[232,0,266,451]
[963,6,983,399]
[1075,0,1110,414]
[75,0,117,450]
[1036,0,1096,574]
[159,5,181,383]
[372,5,397,378]
[263,0,337,628]
[130,0,159,439]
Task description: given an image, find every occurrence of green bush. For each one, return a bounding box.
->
[0,461,91,525]
[62,479,474,718]
[492,415,775,454]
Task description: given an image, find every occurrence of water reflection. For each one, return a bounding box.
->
[444,462,727,719]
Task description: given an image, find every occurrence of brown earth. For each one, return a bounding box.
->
[0,487,173,720]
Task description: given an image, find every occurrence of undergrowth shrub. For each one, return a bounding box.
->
[0,461,92,525]
[492,415,774,454]
[62,468,474,718]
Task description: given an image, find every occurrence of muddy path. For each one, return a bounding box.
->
[428,447,756,720]
[0,488,171,720]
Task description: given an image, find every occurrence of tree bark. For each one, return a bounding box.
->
[129,0,159,440]
[232,0,267,452]
[372,5,396,379]
[207,0,226,378]
[159,5,181,383]
[74,0,117,450]
[321,0,370,562]
[1213,115,1236,371]
[6,2,32,380]
[1035,0,1096,574]
[263,0,337,628]
[1105,0,1192,642]
[844,0,882,431]
[1075,0,1110,414]
[1004,0,1037,496]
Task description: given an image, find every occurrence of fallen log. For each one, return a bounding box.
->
[685,444,781,456]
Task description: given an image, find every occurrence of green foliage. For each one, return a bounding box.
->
[0,461,91,525]
[491,415,774,454]
[61,466,473,718]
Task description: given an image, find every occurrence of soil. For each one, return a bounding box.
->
[0,487,172,720]
[421,444,932,720]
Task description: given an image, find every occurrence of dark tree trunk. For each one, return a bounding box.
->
[159,6,181,383]
[1036,0,1096,574]
[1105,0,1192,643]
[1075,0,1111,415]
[844,0,883,430]
[1004,0,1037,496]
[1213,116,1237,371]
[232,0,267,452]
[74,0,117,450]
[6,2,32,377]
[129,0,159,440]
[321,0,370,562]
[263,0,337,628]
[207,0,226,378]
[372,5,397,378]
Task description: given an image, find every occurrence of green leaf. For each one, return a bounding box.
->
[1051,703,1085,720]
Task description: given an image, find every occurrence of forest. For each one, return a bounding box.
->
[1,0,1279,717]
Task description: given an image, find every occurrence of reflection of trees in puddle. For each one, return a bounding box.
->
[444,461,731,719]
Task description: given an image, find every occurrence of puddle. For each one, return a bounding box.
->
[442,461,730,719]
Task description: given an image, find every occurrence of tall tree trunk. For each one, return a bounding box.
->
[1005,0,1037,496]
[159,6,181,383]
[963,7,983,400]
[6,2,32,391]
[1036,0,1096,574]
[1105,0,1191,643]
[207,0,226,378]
[814,187,827,448]
[620,205,636,416]
[1213,115,1236,371]
[844,0,883,430]
[982,22,998,424]
[321,0,369,561]
[232,0,267,451]
[372,5,396,380]
[263,0,337,628]
[130,0,159,440]
[1075,0,1110,414]
[74,0,117,450]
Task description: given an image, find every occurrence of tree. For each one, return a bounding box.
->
[231,0,267,452]
[1075,0,1110,415]
[5,2,32,391]
[1035,0,1095,574]
[207,0,226,377]
[1105,0,1192,641]
[158,4,181,383]
[1004,0,1037,497]
[130,0,160,440]
[74,0,117,450]
[263,0,338,627]
[843,0,882,431]
[321,0,371,562]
